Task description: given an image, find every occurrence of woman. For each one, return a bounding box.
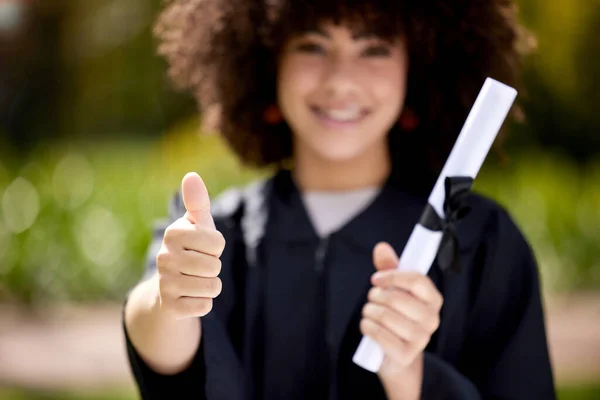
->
[124,0,555,398]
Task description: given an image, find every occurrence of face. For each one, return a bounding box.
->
[277,23,409,164]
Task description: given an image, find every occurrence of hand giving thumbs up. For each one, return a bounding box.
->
[155,173,225,319]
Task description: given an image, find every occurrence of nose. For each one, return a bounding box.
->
[321,56,361,98]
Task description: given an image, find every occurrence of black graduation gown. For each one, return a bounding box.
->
[124,169,556,399]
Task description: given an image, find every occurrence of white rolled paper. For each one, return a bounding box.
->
[352,77,518,373]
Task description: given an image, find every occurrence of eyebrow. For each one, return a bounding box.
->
[307,27,377,41]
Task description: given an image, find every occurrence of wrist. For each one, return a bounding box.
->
[380,353,424,400]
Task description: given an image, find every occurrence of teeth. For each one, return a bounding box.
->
[321,107,361,122]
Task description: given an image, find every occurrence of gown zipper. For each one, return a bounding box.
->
[314,236,330,272]
[314,236,336,400]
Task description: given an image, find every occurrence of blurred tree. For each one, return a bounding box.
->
[0,0,196,153]
[0,0,65,153]
[515,0,600,162]
[1,0,599,160]
[57,0,196,140]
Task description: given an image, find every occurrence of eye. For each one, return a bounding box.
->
[361,44,392,57]
[294,41,326,55]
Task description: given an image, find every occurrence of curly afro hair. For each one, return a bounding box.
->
[154,0,535,178]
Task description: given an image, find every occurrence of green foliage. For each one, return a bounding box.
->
[476,152,600,293]
[0,120,262,305]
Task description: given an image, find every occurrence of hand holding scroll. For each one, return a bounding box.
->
[360,242,444,399]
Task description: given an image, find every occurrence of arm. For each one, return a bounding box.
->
[123,174,224,399]
[123,198,208,399]
[124,179,249,400]
[124,273,206,399]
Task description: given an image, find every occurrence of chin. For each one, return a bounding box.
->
[310,142,375,164]
[293,123,390,165]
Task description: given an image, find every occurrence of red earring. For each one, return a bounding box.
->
[398,108,419,131]
[264,104,283,124]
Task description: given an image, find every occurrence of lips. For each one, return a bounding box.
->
[311,105,369,123]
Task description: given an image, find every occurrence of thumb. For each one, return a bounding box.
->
[181,172,215,229]
[372,242,399,272]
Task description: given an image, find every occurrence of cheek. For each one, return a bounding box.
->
[371,67,406,113]
[278,58,322,105]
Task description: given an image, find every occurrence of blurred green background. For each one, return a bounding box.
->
[0,0,599,399]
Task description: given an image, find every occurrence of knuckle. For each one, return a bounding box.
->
[215,230,226,254]
[367,287,377,301]
[359,318,367,333]
[175,297,212,318]
[155,248,171,270]
[409,273,422,285]
[163,225,178,243]
[164,227,186,248]
[207,229,226,256]
[205,257,222,277]
[431,315,441,332]
[202,277,221,298]
[412,279,427,295]
[437,293,445,308]
[370,321,382,337]
[360,319,377,337]
[210,277,223,297]
[196,298,213,316]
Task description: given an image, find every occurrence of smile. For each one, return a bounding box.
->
[311,105,370,125]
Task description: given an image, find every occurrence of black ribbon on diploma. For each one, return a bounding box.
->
[419,176,474,272]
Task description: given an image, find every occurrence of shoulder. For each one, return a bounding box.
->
[462,192,540,301]
[462,191,532,256]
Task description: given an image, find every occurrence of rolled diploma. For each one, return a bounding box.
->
[352,77,518,373]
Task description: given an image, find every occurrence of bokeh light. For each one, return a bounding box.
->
[52,152,94,210]
[74,205,125,268]
[0,1,24,34]
[2,177,40,234]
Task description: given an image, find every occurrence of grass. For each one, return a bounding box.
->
[0,389,135,400]
[557,383,600,399]
[1,383,599,399]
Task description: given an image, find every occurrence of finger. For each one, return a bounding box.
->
[367,287,439,332]
[177,251,222,278]
[164,274,222,298]
[173,297,213,319]
[181,172,215,229]
[359,318,417,367]
[164,220,226,257]
[362,302,429,344]
[157,246,221,277]
[372,242,399,272]
[371,271,443,308]
[182,225,226,258]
